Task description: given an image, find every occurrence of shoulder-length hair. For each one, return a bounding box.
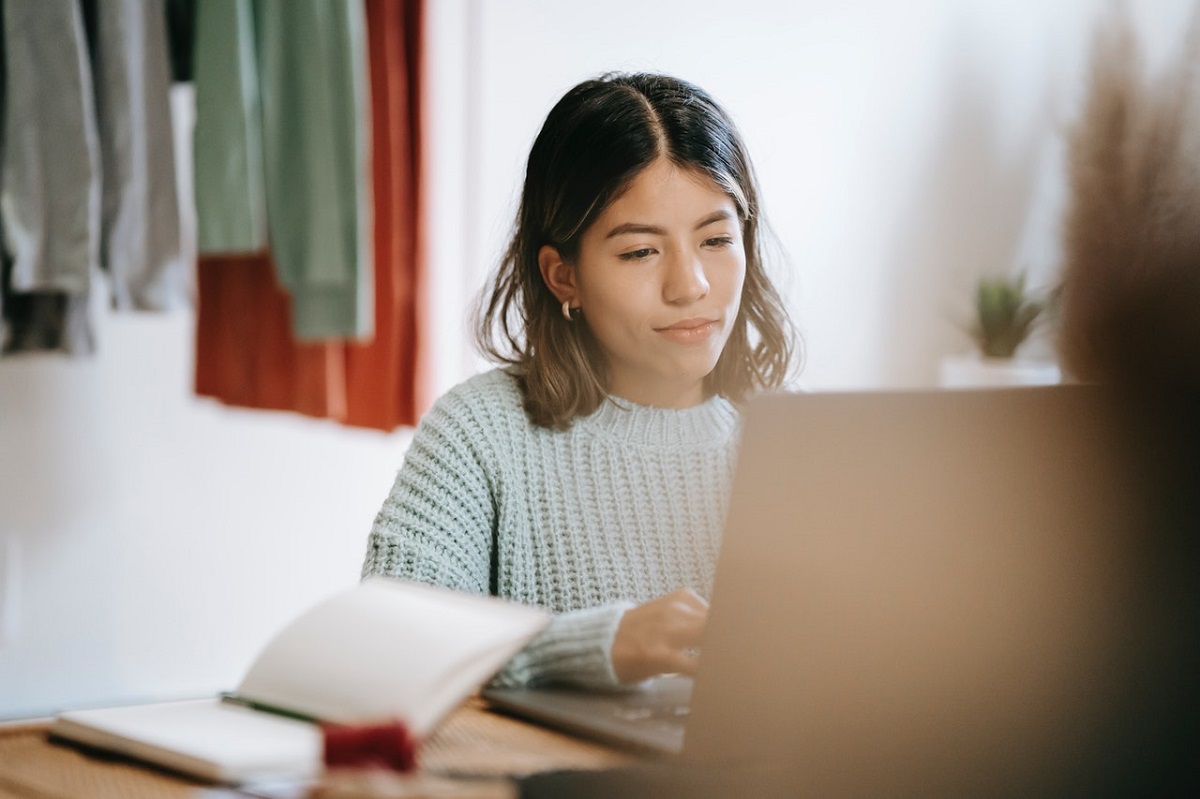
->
[475,72,800,429]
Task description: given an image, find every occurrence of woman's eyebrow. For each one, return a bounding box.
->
[604,210,736,240]
[604,222,665,239]
[694,209,735,230]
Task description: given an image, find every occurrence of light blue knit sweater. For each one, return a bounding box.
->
[361,368,740,688]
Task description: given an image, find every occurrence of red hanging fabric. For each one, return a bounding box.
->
[194,253,346,420]
[343,0,429,430]
[192,1,429,431]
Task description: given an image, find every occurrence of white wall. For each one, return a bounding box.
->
[1,0,1193,719]
[463,0,1176,389]
[0,295,412,717]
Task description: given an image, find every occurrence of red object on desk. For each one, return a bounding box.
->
[322,720,418,773]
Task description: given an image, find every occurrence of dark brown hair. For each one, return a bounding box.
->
[476,72,799,428]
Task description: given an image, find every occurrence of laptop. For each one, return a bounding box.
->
[483,674,693,754]
[487,386,1150,793]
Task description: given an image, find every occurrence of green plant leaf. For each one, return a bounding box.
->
[970,273,1050,359]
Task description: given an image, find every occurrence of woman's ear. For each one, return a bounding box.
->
[538,245,575,304]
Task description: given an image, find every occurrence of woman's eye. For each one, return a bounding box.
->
[704,236,734,249]
[619,248,656,261]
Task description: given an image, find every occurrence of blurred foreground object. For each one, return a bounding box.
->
[323,720,418,774]
[1059,7,1200,391]
[1057,7,1200,795]
[309,771,514,799]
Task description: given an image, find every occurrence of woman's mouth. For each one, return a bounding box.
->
[655,318,719,343]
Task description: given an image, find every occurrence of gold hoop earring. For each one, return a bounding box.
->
[562,300,579,321]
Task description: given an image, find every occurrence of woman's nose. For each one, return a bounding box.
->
[663,251,710,305]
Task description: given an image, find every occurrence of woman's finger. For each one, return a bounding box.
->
[661,607,707,648]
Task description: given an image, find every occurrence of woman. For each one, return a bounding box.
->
[362,72,798,689]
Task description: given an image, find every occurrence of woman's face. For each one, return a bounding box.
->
[565,158,746,408]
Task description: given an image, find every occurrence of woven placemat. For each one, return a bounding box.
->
[0,723,202,799]
[422,700,633,777]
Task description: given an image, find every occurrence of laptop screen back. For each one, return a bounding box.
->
[682,386,1148,795]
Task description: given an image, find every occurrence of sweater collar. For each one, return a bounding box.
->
[577,393,740,446]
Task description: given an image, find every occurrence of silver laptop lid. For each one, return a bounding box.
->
[683,386,1146,794]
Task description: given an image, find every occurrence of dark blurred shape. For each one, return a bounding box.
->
[1059,7,1200,792]
[1,255,94,355]
[322,719,417,774]
[164,0,196,83]
[1059,7,1200,396]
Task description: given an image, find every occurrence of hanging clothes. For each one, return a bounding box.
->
[82,0,187,312]
[0,0,187,356]
[343,0,428,429]
[253,0,373,342]
[192,0,268,255]
[193,0,428,432]
[194,252,347,420]
[193,0,372,341]
[0,0,100,354]
[1,259,95,354]
[164,0,196,84]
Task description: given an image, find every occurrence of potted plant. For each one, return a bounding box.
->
[939,273,1062,388]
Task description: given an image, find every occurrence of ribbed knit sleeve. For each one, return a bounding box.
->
[361,369,739,690]
[361,388,496,593]
[493,603,635,689]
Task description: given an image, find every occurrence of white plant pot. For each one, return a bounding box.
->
[939,354,1061,389]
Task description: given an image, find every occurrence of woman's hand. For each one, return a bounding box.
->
[610,588,708,683]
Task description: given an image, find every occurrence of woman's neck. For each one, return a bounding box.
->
[606,378,706,410]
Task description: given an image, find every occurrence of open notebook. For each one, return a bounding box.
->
[50,578,548,784]
[489,386,1150,795]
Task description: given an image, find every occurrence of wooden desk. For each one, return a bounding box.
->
[0,699,634,799]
